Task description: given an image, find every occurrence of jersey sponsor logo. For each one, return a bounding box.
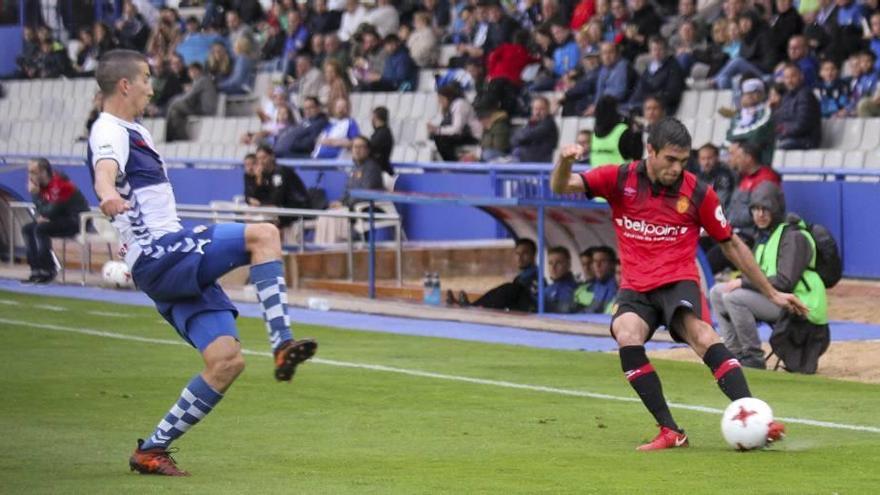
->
[615,216,688,241]
[715,205,728,228]
[676,196,689,214]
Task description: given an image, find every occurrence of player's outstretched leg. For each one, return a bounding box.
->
[245,223,317,381]
[130,334,244,476]
[613,314,688,451]
[682,313,786,445]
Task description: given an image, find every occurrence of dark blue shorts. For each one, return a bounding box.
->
[131,223,251,351]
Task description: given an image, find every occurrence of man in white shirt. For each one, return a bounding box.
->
[88,49,317,477]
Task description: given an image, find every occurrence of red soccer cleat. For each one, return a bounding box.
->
[129,439,189,476]
[274,338,318,381]
[637,426,690,451]
[767,421,786,444]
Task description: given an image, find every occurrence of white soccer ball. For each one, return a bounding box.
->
[101,261,133,288]
[721,397,774,451]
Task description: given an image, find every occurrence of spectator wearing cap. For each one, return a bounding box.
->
[624,36,685,115]
[366,0,400,37]
[559,46,601,116]
[429,84,482,161]
[361,34,418,91]
[775,63,822,150]
[725,78,775,165]
[511,96,558,163]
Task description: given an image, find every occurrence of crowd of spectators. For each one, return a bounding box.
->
[14,0,880,159]
[448,240,620,314]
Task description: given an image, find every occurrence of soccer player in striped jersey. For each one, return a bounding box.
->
[88,49,317,476]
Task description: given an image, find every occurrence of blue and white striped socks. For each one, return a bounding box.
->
[140,374,222,450]
[250,260,293,352]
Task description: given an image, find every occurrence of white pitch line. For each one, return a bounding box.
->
[86,311,132,318]
[32,304,67,312]
[0,300,21,305]
[2,317,879,435]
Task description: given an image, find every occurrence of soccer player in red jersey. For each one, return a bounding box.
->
[551,117,804,450]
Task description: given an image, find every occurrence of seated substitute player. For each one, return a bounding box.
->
[88,49,318,476]
[550,117,806,450]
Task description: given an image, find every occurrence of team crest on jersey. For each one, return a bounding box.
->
[193,225,208,234]
[676,196,689,214]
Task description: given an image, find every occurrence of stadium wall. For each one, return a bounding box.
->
[1,163,879,278]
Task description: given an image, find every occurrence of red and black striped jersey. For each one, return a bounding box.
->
[579,161,732,292]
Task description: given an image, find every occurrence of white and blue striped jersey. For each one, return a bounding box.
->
[88,112,182,267]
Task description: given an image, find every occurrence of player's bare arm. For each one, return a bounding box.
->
[550,144,587,194]
[719,234,809,316]
[94,158,130,216]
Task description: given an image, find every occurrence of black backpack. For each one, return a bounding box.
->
[788,216,842,289]
[806,223,842,289]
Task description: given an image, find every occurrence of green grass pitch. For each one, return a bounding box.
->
[1,289,879,494]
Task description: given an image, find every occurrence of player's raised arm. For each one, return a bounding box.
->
[719,235,809,316]
[551,144,587,194]
[94,158,130,217]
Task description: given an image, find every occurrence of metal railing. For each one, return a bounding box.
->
[6,201,403,287]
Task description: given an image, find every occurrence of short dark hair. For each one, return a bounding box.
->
[736,141,762,162]
[188,62,204,72]
[647,36,666,49]
[698,143,719,155]
[244,153,256,161]
[303,96,321,108]
[647,117,692,152]
[580,247,597,258]
[548,246,571,261]
[95,49,149,95]
[352,135,371,150]
[515,238,537,255]
[373,106,389,123]
[30,157,52,176]
[256,143,275,155]
[591,245,617,263]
